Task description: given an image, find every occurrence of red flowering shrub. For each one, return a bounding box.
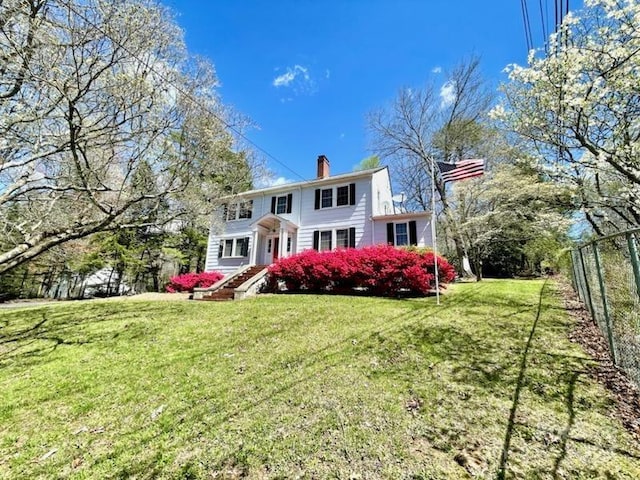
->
[266,245,455,297]
[165,271,223,293]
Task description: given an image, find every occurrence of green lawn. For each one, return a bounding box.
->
[1,279,638,479]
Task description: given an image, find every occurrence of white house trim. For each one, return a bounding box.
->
[204,156,432,275]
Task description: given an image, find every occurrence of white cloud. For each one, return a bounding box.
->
[272,64,318,100]
[255,175,296,189]
[431,66,442,74]
[440,81,456,108]
[325,69,331,79]
[272,64,310,87]
[270,176,293,186]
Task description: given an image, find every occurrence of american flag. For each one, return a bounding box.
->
[436,159,485,183]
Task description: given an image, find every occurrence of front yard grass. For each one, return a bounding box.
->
[0,279,639,478]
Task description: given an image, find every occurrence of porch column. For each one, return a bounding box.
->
[279,227,288,258]
[250,229,259,265]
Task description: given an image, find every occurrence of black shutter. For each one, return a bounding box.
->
[247,200,253,219]
[386,222,395,245]
[221,203,228,220]
[286,193,293,213]
[313,230,319,250]
[241,237,249,256]
[409,221,417,246]
[314,189,320,210]
[270,196,276,214]
[349,183,356,205]
[218,240,223,258]
[349,227,356,248]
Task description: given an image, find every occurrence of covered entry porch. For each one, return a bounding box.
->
[249,213,298,265]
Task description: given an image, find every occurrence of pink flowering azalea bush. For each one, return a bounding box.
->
[266,245,455,297]
[165,271,223,293]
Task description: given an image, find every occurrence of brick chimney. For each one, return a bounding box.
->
[317,155,330,179]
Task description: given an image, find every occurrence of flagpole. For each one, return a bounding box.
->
[430,157,440,305]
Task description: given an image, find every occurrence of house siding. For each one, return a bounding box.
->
[297,176,370,251]
[370,168,395,216]
[204,165,433,275]
[372,216,433,247]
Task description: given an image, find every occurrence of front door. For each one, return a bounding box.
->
[273,237,280,261]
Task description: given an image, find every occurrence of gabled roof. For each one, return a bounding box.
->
[221,166,388,200]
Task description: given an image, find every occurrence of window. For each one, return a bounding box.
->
[223,239,234,257]
[235,237,248,257]
[276,196,288,214]
[238,200,253,219]
[386,221,417,246]
[287,237,292,252]
[219,237,250,258]
[336,229,349,249]
[321,188,333,208]
[267,238,272,253]
[395,223,408,246]
[336,186,349,206]
[319,231,332,251]
[271,193,293,215]
[313,227,356,251]
[223,200,253,221]
[315,183,356,209]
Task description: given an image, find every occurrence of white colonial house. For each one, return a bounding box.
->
[204,155,433,277]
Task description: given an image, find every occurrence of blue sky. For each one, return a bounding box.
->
[162,0,583,184]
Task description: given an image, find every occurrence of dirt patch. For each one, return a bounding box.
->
[557,277,640,441]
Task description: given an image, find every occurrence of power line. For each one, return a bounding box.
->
[63,1,308,183]
[539,0,549,51]
[520,0,534,53]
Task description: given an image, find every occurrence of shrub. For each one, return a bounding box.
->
[165,271,223,293]
[266,245,455,297]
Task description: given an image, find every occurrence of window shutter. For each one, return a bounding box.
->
[270,196,276,214]
[313,230,319,250]
[409,221,417,245]
[218,240,223,258]
[386,223,395,245]
[221,203,228,220]
[247,200,253,219]
[349,227,356,248]
[241,237,250,257]
[314,189,320,210]
[349,183,356,205]
[286,193,293,213]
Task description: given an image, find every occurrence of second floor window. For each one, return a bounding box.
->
[321,188,333,208]
[270,193,293,215]
[223,200,253,221]
[315,183,356,210]
[277,196,287,214]
[336,186,349,206]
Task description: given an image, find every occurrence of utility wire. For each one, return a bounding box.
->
[64,1,308,183]
[521,0,534,54]
[539,0,549,51]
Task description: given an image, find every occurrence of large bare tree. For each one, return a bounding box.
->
[0,0,247,274]
[368,57,494,271]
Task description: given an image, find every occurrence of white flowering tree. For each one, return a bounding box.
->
[0,0,247,274]
[493,0,640,233]
[449,163,573,278]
